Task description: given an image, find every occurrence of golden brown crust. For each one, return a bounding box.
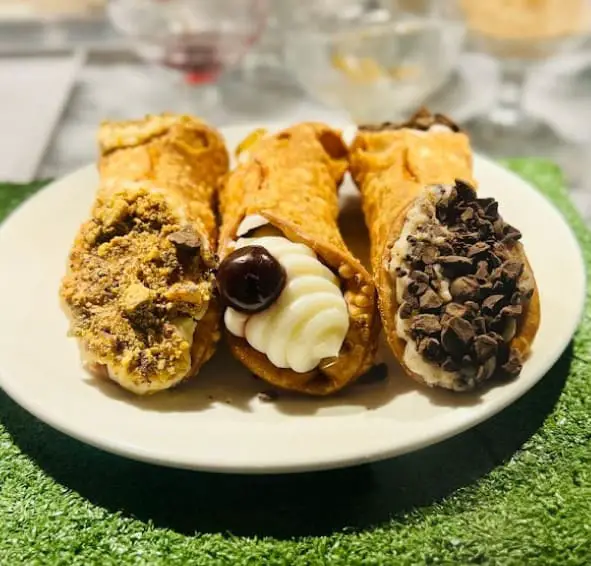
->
[350,115,540,389]
[61,114,229,394]
[99,113,228,247]
[219,123,379,395]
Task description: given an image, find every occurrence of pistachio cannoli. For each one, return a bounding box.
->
[61,114,229,394]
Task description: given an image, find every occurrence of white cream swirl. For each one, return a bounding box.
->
[224,235,349,373]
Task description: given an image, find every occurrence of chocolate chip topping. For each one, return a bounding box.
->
[420,244,438,265]
[411,314,442,336]
[394,179,532,389]
[398,301,413,320]
[418,337,444,362]
[501,348,523,377]
[438,255,473,276]
[482,294,506,315]
[445,302,468,318]
[455,179,475,201]
[464,301,480,314]
[410,270,430,283]
[472,316,487,335]
[474,334,498,362]
[450,276,480,302]
[359,108,461,133]
[501,304,522,318]
[502,224,522,243]
[475,260,489,282]
[399,301,414,319]
[420,288,443,311]
[500,260,524,282]
[510,291,522,305]
[442,358,459,372]
[476,357,497,382]
[408,280,429,296]
[467,242,490,258]
[441,316,474,358]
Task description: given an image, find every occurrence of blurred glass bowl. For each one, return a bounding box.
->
[282,1,466,124]
[459,0,591,159]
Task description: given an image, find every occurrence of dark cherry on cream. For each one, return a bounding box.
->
[217,245,287,314]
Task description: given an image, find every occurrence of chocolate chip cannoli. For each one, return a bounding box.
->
[217,123,379,395]
[350,109,540,391]
[60,114,229,394]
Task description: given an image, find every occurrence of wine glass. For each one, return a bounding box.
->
[107,0,268,118]
[460,0,591,158]
[282,0,466,124]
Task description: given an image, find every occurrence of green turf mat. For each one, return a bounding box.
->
[0,161,589,565]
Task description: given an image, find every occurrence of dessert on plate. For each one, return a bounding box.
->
[217,123,379,395]
[350,108,540,391]
[60,114,229,394]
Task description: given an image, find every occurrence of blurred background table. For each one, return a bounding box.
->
[3,0,591,221]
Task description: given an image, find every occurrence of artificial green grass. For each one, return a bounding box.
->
[0,161,590,565]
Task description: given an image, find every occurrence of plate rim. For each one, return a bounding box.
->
[0,137,586,474]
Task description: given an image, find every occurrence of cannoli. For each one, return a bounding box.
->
[350,109,540,391]
[60,114,229,394]
[217,123,379,395]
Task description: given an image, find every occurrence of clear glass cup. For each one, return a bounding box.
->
[282,0,466,124]
[107,0,268,118]
[460,0,591,157]
[214,0,303,120]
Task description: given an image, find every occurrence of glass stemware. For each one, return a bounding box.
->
[460,0,591,158]
[285,0,464,123]
[107,0,268,118]
[281,0,466,125]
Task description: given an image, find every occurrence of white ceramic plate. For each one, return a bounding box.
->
[0,124,585,474]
